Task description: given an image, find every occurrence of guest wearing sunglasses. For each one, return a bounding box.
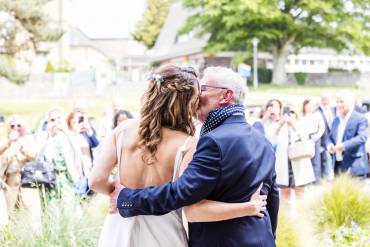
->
[0,115,37,215]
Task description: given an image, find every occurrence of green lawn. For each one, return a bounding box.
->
[0,84,367,133]
[0,95,142,134]
[251,84,358,96]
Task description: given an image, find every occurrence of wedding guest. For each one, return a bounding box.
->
[262,99,291,198]
[317,93,336,180]
[300,99,325,182]
[113,110,133,129]
[327,91,369,177]
[41,108,80,197]
[0,116,37,213]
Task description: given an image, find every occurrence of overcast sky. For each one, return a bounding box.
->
[69,0,146,38]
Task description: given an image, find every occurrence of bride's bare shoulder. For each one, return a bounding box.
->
[114,119,140,136]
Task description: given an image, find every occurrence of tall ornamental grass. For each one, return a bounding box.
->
[313,175,370,231]
[276,205,300,247]
[0,194,108,247]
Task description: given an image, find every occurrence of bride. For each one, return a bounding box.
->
[89,65,267,247]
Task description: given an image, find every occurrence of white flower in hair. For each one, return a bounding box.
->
[148,72,164,88]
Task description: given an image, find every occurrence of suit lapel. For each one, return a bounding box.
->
[331,117,339,143]
[342,111,355,140]
[318,107,330,130]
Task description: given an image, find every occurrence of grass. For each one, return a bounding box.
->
[1,84,370,245]
[312,175,370,232]
[250,84,359,96]
[0,93,142,136]
[276,205,300,247]
[0,194,108,247]
[0,84,363,130]
[1,175,369,246]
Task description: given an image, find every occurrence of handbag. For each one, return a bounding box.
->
[21,155,56,189]
[288,139,315,161]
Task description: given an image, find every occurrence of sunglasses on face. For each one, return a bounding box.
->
[200,85,228,95]
[49,117,62,122]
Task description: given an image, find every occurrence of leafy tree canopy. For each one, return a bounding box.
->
[180,0,370,84]
[0,0,63,56]
[132,0,171,49]
[0,0,63,83]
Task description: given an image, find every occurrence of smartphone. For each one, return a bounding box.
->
[283,106,290,115]
[78,116,84,124]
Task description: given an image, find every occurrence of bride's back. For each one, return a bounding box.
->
[116,119,191,189]
[97,65,199,247]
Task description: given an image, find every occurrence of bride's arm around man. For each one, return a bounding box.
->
[90,66,279,247]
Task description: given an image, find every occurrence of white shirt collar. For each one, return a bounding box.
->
[339,108,353,122]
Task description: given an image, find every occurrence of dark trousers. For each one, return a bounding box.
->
[334,161,343,176]
[311,141,322,182]
[335,161,367,179]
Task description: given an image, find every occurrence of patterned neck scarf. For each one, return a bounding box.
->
[200,104,245,137]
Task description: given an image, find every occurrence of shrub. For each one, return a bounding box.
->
[258,68,272,84]
[54,60,74,73]
[328,68,348,72]
[276,206,300,247]
[0,56,29,84]
[150,61,161,68]
[0,194,108,247]
[332,223,370,246]
[312,175,370,235]
[294,72,307,85]
[44,61,55,73]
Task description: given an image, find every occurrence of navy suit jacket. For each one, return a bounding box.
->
[117,115,279,247]
[82,128,99,161]
[318,106,336,148]
[328,110,369,176]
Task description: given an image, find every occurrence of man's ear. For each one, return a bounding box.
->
[219,90,234,106]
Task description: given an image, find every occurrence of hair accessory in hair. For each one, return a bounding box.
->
[148,72,164,88]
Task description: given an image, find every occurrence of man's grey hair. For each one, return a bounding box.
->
[336,90,355,107]
[202,66,248,104]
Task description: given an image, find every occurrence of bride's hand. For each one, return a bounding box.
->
[247,183,267,218]
[109,181,124,214]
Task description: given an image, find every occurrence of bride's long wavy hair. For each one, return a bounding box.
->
[138,65,198,166]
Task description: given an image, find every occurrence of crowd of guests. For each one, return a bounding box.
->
[0,90,369,230]
[248,90,369,200]
[0,101,133,230]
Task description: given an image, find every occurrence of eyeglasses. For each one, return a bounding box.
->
[200,85,228,95]
[49,117,61,122]
[10,124,22,129]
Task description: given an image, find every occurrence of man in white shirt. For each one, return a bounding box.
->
[327,91,369,177]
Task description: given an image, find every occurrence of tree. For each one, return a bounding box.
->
[132,0,171,49]
[181,0,370,84]
[0,0,63,83]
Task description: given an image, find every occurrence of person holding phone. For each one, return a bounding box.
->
[38,108,83,198]
[262,100,297,199]
[66,111,99,193]
[0,115,36,213]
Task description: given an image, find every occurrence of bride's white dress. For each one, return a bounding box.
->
[98,136,190,247]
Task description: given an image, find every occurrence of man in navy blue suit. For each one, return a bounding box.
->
[112,67,279,247]
[327,91,369,177]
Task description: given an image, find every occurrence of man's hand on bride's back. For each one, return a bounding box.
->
[109,181,124,214]
[247,183,267,218]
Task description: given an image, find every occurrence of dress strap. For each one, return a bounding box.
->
[116,130,124,173]
[172,136,192,182]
